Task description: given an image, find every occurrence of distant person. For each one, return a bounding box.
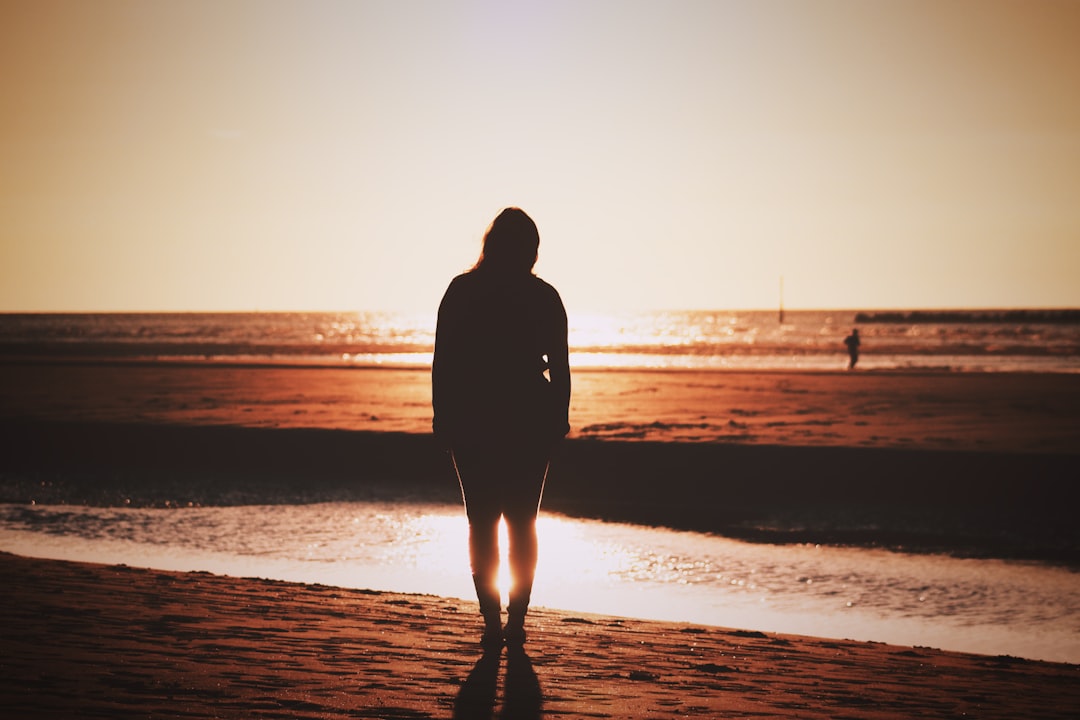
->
[432,207,571,650]
[844,328,861,370]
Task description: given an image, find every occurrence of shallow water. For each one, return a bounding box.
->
[2,500,1076,664]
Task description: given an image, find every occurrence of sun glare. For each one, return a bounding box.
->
[496,517,511,603]
[500,514,603,607]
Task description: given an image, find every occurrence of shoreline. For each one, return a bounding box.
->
[3,354,1079,375]
[1,552,1076,719]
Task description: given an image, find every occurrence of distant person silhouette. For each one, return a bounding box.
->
[844,328,861,370]
[433,207,571,650]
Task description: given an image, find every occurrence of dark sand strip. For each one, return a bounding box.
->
[2,420,1077,563]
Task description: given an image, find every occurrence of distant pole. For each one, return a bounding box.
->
[778,275,784,324]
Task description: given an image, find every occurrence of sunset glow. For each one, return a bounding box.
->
[2,0,1078,313]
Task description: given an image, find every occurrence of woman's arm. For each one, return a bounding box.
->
[431,278,463,444]
[547,290,571,438]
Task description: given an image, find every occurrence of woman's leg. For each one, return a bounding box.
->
[505,514,539,620]
[452,449,502,632]
[503,449,549,637]
[469,510,501,620]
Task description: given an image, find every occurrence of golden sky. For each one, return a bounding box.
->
[1,0,1078,313]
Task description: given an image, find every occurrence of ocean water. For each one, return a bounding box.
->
[1,500,1077,665]
[1,309,1078,372]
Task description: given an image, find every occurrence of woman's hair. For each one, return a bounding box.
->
[472,207,539,274]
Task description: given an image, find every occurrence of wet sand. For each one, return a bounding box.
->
[1,361,1078,453]
[2,552,1077,720]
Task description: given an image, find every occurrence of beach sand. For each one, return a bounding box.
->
[1,361,1078,453]
[2,361,1079,717]
[2,552,1077,720]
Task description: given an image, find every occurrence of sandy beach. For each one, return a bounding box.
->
[2,552,1077,720]
[2,361,1079,453]
[2,361,1079,717]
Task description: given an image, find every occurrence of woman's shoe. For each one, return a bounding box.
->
[481,625,505,651]
[504,618,527,647]
[481,612,504,651]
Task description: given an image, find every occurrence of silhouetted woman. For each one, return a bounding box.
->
[432,208,571,649]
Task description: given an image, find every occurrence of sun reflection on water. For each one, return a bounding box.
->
[1,501,1077,663]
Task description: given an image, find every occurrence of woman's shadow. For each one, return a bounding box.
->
[452,646,542,720]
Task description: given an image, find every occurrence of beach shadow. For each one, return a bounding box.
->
[452,647,543,720]
[453,649,500,720]
[502,647,542,720]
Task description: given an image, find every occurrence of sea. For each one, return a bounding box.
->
[0,308,1078,372]
[1,310,1078,664]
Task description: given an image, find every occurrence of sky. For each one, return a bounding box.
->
[1,0,1078,313]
